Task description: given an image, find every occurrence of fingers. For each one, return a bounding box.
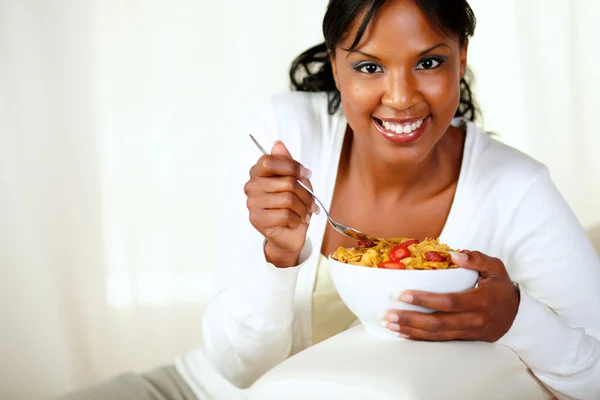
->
[385,323,478,341]
[247,192,310,222]
[246,140,315,211]
[297,176,320,214]
[245,176,315,212]
[271,140,293,158]
[250,208,305,230]
[395,288,488,312]
[251,154,311,180]
[384,310,487,334]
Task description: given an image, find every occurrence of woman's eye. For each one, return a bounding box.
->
[416,57,445,70]
[354,63,383,74]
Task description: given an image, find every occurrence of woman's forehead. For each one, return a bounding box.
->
[341,1,457,53]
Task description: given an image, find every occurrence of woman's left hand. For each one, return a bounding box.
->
[383,251,520,342]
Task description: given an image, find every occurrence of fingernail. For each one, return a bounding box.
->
[384,313,399,322]
[399,333,410,339]
[388,323,400,331]
[393,292,413,303]
[311,203,320,215]
[300,167,312,179]
[449,251,468,263]
[305,214,311,223]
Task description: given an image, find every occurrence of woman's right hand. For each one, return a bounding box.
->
[244,141,318,268]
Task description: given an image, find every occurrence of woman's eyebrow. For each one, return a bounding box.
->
[345,42,450,60]
[345,49,382,61]
[419,42,450,56]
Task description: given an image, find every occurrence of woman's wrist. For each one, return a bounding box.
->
[264,240,301,268]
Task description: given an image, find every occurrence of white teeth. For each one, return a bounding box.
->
[378,117,426,135]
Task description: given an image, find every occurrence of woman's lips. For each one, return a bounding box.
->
[372,116,430,144]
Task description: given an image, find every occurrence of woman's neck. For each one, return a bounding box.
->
[341,126,463,204]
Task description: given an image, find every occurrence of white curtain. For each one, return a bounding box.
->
[0,1,598,399]
[468,0,600,236]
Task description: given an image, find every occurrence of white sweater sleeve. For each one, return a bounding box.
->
[201,98,313,388]
[496,169,600,400]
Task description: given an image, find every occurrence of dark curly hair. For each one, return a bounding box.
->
[289,0,479,121]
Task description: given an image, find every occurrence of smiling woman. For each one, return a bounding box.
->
[290,0,477,121]
[53,1,600,400]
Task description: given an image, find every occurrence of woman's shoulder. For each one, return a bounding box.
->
[463,121,549,190]
[268,90,329,111]
[244,91,333,139]
[265,91,343,157]
[266,91,336,130]
[247,91,340,167]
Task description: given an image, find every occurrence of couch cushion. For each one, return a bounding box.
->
[249,326,554,400]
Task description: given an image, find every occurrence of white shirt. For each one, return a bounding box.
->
[175,92,600,400]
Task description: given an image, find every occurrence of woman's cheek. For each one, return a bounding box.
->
[342,80,381,118]
[420,74,460,114]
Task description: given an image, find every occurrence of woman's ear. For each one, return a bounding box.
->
[329,50,340,90]
[459,40,469,80]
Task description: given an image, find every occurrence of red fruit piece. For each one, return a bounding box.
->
[389,245,411,262]
[358,240,376,248]
[379,261,405,269]
[400,239,420,247]
[425,251,447,262]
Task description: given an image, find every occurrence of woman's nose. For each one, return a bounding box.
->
[381,70,421,110]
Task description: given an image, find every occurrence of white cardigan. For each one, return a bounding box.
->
[176,92,600,400]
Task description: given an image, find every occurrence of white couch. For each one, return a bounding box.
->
[248,325,554,399]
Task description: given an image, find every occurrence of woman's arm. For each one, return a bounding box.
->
[384,167,600,399]
[201,240,311,389]
[496,169,600,400]
[201,99,314,389]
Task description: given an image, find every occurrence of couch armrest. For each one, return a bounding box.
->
[249,325,554,400]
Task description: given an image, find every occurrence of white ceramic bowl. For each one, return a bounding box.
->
[328,255,478,339]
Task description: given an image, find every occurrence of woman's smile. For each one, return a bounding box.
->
[372,115,431,144]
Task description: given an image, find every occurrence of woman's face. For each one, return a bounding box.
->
[330,0,467,166]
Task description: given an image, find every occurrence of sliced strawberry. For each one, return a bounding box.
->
[389,245,411,262]
[379,261,405,269]
[425,251,447,262]
[400,239,420,248]
[357,240,376,248]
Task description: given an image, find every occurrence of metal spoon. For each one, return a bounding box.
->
[249,134,380,243]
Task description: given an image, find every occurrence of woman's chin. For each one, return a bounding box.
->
[376,145,432,168]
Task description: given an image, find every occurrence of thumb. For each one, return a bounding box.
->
[449,250,505,278]
[271,140,293,158]
[449,250,470,267]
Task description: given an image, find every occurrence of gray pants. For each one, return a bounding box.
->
[54,365,198,400]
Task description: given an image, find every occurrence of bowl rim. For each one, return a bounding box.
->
[327,253,475,274]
